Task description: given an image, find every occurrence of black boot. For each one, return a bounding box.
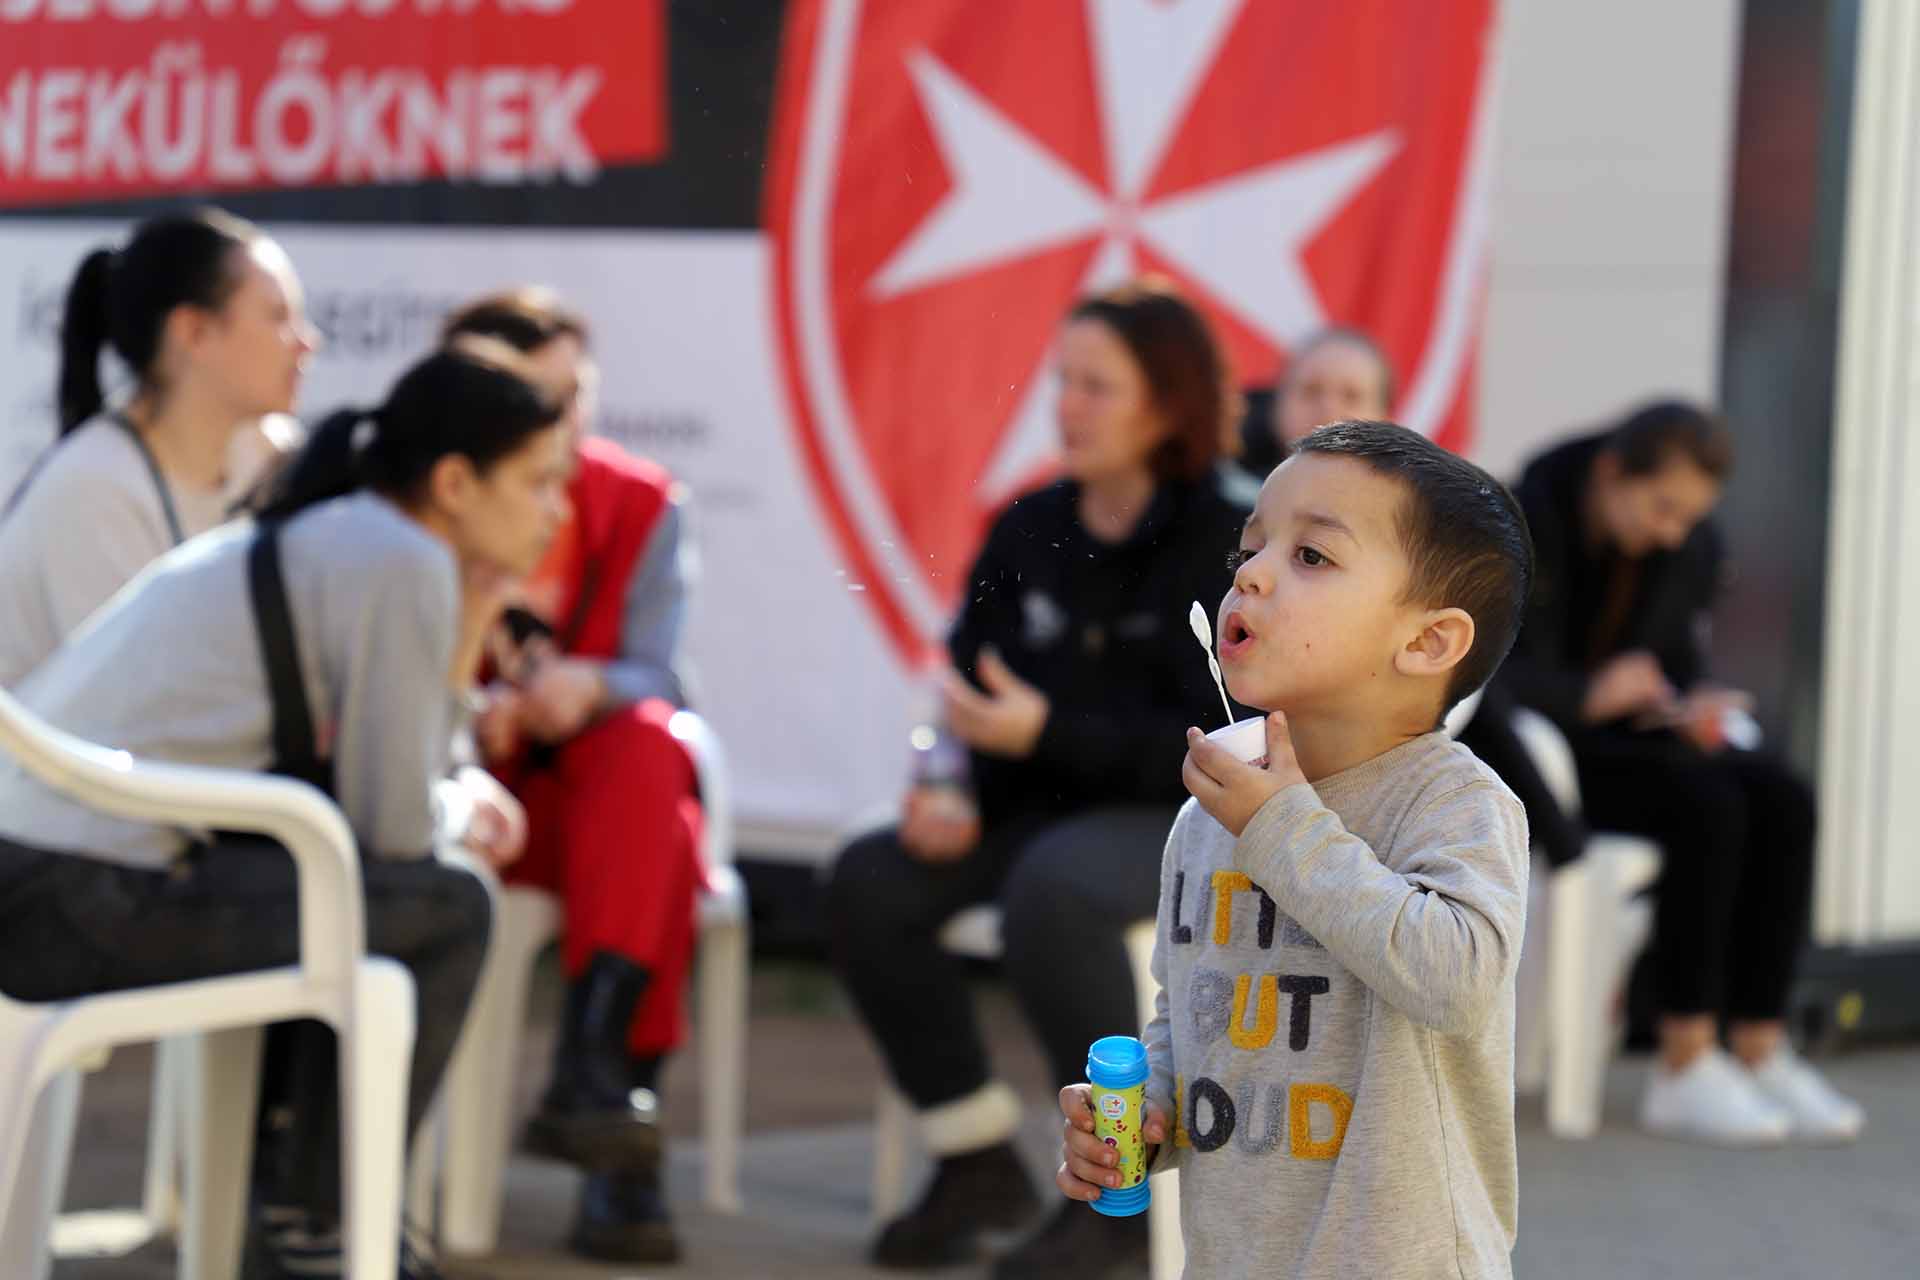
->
[524,951,663,1171]
[871,1141,1041,1269]
[990,1200,1148,1279]
[571,1162,682,1264]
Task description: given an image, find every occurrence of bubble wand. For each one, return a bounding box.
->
[1188,600,1234,727]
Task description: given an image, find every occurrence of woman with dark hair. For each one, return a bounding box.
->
[828,280,1248,1277]
[1501,400,1862,1146]
[0,341,574,1279]
[0,208,318,687]
[439,287,700,1265]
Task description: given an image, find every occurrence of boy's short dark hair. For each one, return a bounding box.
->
[1608,398,1734,480]
[1294,421,1534,717]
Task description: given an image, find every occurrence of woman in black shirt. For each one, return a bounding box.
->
[828,282,1246,1276]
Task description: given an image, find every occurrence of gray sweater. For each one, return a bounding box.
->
[1144,732,1529,1279]
[0,418,231,688]
[0,493,463,869]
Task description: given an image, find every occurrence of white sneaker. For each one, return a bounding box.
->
[1747,1048,1865,1143]
[1640,1048,1791,1146]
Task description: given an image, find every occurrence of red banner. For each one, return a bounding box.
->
[0,0,665,206]
[766,0,1498,665]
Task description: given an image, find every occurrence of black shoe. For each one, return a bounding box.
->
[991,1200,1148,1279]
[871,1142,1041,1269]
[570,1168,683,1264]
[524,951,663,1171]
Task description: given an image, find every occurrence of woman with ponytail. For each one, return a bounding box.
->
[0,341,574,1280]
[0,208,317,687]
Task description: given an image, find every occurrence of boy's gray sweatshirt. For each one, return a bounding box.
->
[1143,731,1528,1279]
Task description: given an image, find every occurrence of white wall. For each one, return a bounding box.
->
[1816,0,1920,946]
[1476,0,1743,482]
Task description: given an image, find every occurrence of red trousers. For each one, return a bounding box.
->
[497,699,704,1056]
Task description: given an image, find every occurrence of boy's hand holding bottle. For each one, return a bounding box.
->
[1182,711,1309,837]
[1054,1082,1170,1204]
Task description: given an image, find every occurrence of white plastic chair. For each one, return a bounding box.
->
[427,708,748,1256]
[1506,707,1663,1138]
[0,686,416,1280]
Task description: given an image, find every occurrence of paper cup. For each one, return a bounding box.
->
[1205,716,1269,765]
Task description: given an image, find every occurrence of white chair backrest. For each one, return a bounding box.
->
[0,686,364,983]
[668,710,734,871]
[1442,687,1484,740]
[1506,705,1583,816]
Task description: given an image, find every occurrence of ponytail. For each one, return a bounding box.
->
[255,407,375,523]
[57,249,116,436]
[51,208,261,439]
[258,344,564,524]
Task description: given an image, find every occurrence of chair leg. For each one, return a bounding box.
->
[439,898,549,1256]
[1123,919,1185,1280]
[1147,1166,1184,1280]
[1122,920,1158,1032]
[140,1035,189,1239]
[342,962,415,1280]
[697,913,748,1214]
[870,1085,913,1224]
[1545,861,1603,1138]
[180,1026,262,1280]
[0,1069,81,1280]
[1513,856,1552,1094]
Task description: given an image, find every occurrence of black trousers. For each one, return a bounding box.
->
[1568,730,1816,1021]
[827,806,1172,1110]
[0,834,490,1215]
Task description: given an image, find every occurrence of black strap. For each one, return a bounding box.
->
[108,412,186,547]
[246,520,330,791]
[3,414,187,544]
[0,449,53,526]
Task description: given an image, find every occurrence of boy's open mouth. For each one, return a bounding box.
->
[1220,610,1256,660]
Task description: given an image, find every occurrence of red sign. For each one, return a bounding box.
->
[0,0,665,207]
[766,0,1496,665]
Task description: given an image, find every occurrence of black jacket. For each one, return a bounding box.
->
[1499,432,1725,731]
[947,478,1249,827]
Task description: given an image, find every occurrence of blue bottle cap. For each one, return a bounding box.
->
[1090,1180,1151,1217]
[1085,1035,1148,1089]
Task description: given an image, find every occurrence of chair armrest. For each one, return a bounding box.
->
[0,690,365,989]
[1508,706,1583,819]
[667,710,735,871]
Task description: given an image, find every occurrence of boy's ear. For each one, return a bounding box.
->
[1394,607,1475,680]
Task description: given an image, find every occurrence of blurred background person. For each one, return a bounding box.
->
[1497,400,1862,1146]
[447,290,702,1265]
[827,280,1246,1277]
[0,341,574,1278]
[0,209,317,688]
[1223,326,1397,503]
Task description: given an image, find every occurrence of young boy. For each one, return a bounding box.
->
[1054,421,1534,1279]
